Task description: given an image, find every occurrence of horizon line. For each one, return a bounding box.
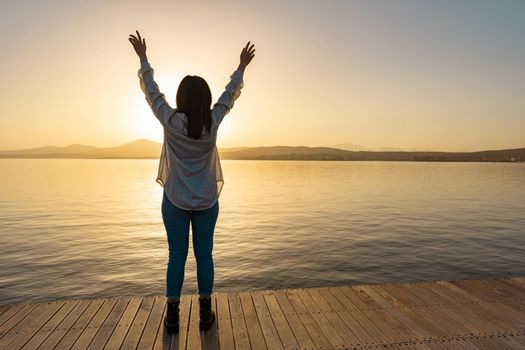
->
[1,138,524,154]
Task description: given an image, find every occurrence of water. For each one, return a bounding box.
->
[0,159,524,305]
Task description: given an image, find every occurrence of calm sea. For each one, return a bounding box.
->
[1,159,524,305]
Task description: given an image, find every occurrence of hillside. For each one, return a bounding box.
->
[1,140,524,162]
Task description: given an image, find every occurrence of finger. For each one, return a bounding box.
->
[129,35,137,42]
[136,30,142,42]
[142,38,146,48]
[249,44,255,52]
[245,41,250,50]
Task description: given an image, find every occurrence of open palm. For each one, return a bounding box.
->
[128,30,147,60]
[240,41,256,68]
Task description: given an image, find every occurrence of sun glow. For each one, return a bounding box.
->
[131,98,164,143]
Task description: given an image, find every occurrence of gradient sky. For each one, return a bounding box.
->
[0,0,524,151]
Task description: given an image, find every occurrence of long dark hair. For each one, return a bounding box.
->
[176,75,212,139]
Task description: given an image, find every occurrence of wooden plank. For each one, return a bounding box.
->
[0,303,38,337]
[496,279,525,298]
[498,335,525,350]
[152,300,171,350]
[38,299,93,350]
[0,304,26,329]
[419,339,457,350]
[413,341,448,350]
[490,278,524,299]
[443,338,483,350]
[251,291,283,350]
[421,283,507,334]
[354,286,418,343]
[200,294,220,350]
[438,281,485,303]
[467,279,520,301]
[359,285,434,341]
[103,297,142,349]
[392,284,475,338]
[412,301,473,340]
[169,294,191,350]
[239,291,267,350]
[441,281,525,330]
[307,288,361,346]
[216,292,235,350]
[0,304,12,317]
[228,291,251,350]
[273,290,316,350]
[295,288,346,348]
[53,299,105,350]
[0,304,16,324]
[349,284,385,309]
[327,287,395,346]
[376,285,454,339]
[262,291,299,349]
[21,300,80,350]
[87,298,130,350]
[121,296,155,349]
[2,277,524,350]
[373,305,424,343]
[0,301,65,349]
[482,299,525,329]
[511,277,525,286]
[411,282,458,305]
[469,335,518,350]
[285,289,331,349]
[321,287,378,346]
[70,298,118,350]
[451,280,499,301]
[408,283,492,336]
[381,283,426,307]
[339,286,371,309]
[510,334,525,347]
[186,294,202,350]
[137,296,167,350]
[0,302,57,347]
[479,279,525,300]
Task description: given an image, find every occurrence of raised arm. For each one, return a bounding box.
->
[212,41,255,126]
[129,30,174,127]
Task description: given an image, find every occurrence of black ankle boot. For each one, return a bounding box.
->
[164,299,179,333]
[199,296,215,331]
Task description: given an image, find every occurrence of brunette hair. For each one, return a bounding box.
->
[176,75,212,139]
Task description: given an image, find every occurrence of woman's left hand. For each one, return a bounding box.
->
[129,30,147,61]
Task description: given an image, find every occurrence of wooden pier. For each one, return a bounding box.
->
[1,276,524,349]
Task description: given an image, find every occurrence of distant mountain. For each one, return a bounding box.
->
[220,146,525,162]
[1,140,524,162]
[331,142,371,151]
[0,143,97,156]
[0,139,161,159]
[332,143,428,152]
[86,139,162,158]
[376,146,405,152]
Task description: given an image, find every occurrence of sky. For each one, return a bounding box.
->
[0,0,524,152]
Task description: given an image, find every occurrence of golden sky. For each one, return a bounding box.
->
[0,0,524,151]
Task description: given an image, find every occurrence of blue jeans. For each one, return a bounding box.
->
[161,191,219,298]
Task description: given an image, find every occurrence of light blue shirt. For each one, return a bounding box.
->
[138,62,244,210]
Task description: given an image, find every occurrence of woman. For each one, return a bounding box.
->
[128,30,255,333]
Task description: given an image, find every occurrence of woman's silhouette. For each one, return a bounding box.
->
[128,30,255,333]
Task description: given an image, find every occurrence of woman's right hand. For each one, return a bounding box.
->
[238,41,255,71]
